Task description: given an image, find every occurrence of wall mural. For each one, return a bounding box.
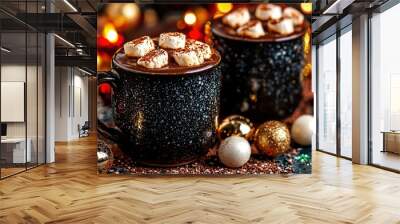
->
[97,3,313,175]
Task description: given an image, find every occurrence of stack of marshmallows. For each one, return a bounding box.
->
[222,4,305,38]
[123,32,212,69]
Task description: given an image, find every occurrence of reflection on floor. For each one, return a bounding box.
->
[373,150,400,171]
[0,163,42,179]
[0,167,25,178]
[0,135,400,223]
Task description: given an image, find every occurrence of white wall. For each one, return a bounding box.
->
[55,66,69,141]
[54,67,89,141]
[72,73,89,138]
[1,65,40,138]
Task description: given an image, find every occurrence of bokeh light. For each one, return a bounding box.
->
[204,21,212,44]
[99,83,112,95]
[184,11,197,25]
[300,3,312,14]
[176,20,186,30]
[188,28,203,40]
[143,8,158,28]
[303,31,310,55]
[106,4,141,30]
[302,63,312,77]
[122,3,139,19]
[103,23,119,44]
[97,52,111,71]
[97,54,101,67]
[194,7,209,24]
[216,3,233,13]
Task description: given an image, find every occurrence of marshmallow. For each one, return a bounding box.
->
[237,20,266,38]
[283,7,304,26]
[159,32,186,49]
[137,49,168,69]
[124,36,155,57]
[255,4,282,21]
[186,39,212,60]
[172,49,204,67]
[222,7,250,28]
[267,18,295,35]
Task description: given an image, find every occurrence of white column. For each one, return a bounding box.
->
[45,0,55,163]
[46,33,55,163]
[352,14,369,164]
[311,45,317,150]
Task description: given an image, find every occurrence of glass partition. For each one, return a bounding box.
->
[1,30,28,177]
[0,1,46,179]
[27,31,38,169]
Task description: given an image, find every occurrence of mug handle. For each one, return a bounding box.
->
[97,70,128,144]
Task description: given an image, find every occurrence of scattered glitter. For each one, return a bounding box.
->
[98,138,310,175]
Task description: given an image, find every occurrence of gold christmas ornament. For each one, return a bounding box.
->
[217,115,254,140]
[254,120,291,157]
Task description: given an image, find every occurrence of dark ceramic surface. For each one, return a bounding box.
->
[212,20,305,123]
[98,49,221,167]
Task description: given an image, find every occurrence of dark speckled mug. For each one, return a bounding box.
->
[212,18,306,123]
[98,48,221,167]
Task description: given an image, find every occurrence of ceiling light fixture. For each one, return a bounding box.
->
[323,0,341,14]
[63,0,78,12]
[322,0,355,15]
[54,33,75,48]
[1,47,11,53]
[78,67,93,76]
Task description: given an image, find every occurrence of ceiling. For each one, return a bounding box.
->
[312,0,391,43]
[0,0,98,73]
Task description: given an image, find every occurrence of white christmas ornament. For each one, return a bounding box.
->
[218,136,251,168]
[291,115,314,146]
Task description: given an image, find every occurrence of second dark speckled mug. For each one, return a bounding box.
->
[98,48,221,167]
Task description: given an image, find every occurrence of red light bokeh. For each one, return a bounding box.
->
[99,83,112,95]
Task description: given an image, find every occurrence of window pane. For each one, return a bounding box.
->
[371,4,400,171]
[340,28,352,158]
[317,36,337,154]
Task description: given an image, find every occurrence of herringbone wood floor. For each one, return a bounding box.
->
[1,135,400,224]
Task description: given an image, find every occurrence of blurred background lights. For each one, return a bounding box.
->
[216,3,233,13]
[188,28,202,40]
[143,8,158,28]
[300,3,312,14]
[103,23,118,43]
[303,31,310,54]
[97,3,311,73]
[184,11,197,25]
[194,7,209,24]
[97,55,101,67]
[176,20,186,30]
[122,3,139,19]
